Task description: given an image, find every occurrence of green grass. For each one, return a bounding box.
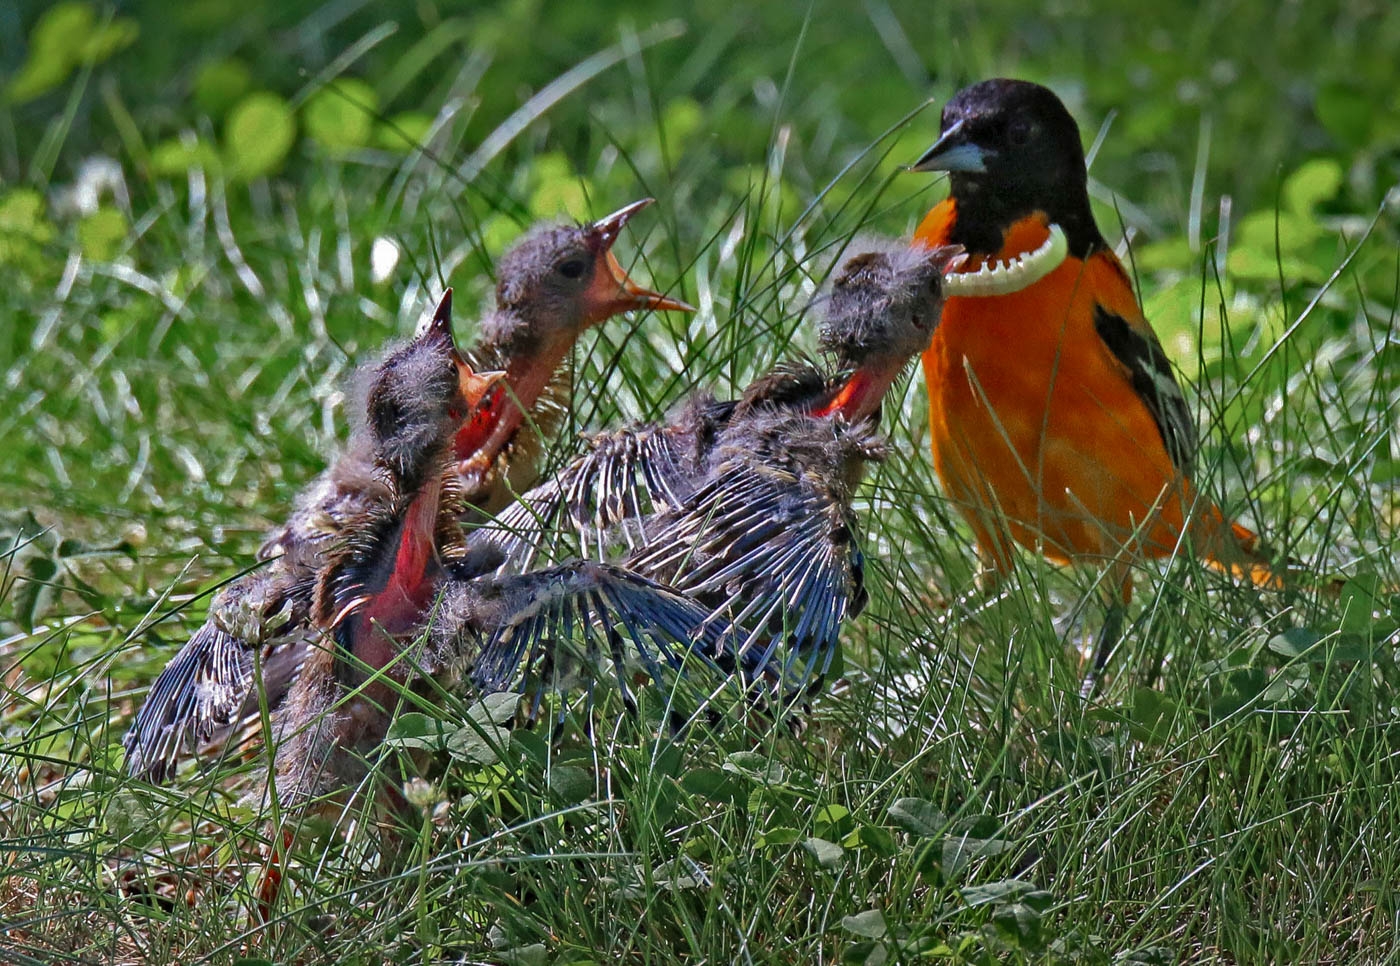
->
[3,1,1400,962]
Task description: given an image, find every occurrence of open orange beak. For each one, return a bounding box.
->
[581,198,695,323]
[422,288,507,414]
[457,366,506,411]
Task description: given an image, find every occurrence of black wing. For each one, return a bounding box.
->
[124,575,310,781]
[624,452,867,698]
[1093,305,1198,475]
[124,618,253,781]
[431,562,732,719]
[471,420,706,571]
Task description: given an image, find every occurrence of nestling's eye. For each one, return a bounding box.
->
[1007,117,1034,147]
[557,258,587,279]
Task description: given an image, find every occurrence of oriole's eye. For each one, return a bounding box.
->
[1007,117,1034,147]
[557,258,587,279]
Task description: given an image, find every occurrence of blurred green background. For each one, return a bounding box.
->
[5,0,1398,222]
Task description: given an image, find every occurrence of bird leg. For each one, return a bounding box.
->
[1081,563,1134,698]
[255,825,296,924]
[1080,602,1123,699]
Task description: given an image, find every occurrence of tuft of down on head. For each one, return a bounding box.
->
[817,237,962,368]
[362,324,465,497]
[485,223,599,348]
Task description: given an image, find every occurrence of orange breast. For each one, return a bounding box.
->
[916,202,1194,566]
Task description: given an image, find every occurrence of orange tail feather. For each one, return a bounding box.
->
[1196,510,1284,590]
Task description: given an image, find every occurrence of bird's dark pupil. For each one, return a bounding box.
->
[558,259,587,279]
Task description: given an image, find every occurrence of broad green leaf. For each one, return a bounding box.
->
[304,78,379,151]
[475,690,523,725]
[6,55,73,105]
[1283,158,1344,216]
[941,835,1008,878]
[150,137,222,177]
[31,1,97,56]
[1126,687,1175,745]
[509,728,550,766]
[0,189,57,275]
[77,207,127,261]
[679,767,743,804]
[813,803,854,840]
[374,112,434,152]
[77,18,138,64]
[1267,627,1321,659]
[843,824,896,856]
[547,765,593,805]
[992,901,1042,946]
[1134,236,1196,273]
[446,692,520,765]
[0,189,56,243]
[446,722,506,766]
[1226,245,1322,285]
[756,826,801,847]
[224,92,296,180]
[1339,574,1383,637]
[104,788,159,847]
[498,944,548,966]
[1234,209,1322,257]
[195,58,253,118]
[802,836,844,868]
[1260,666,1310,705]
[383,712,450,750]
[841,909,887,939]
[6,3,136,103]
[723,750,785,785]
[887,797,945,838]
[840,941,886,966]
[960,878,1038,907]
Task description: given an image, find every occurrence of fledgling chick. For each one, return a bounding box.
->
[258,322,728,915]
[123,293,491,780]
[476,241,964,698]
[267,315,497,810]
[452,197,694,514]
[257,201,688,738]
[269,344,727,817]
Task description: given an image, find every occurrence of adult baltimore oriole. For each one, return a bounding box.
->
[910,78,1275,682]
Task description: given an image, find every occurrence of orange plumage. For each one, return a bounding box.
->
[911,79,1274,679]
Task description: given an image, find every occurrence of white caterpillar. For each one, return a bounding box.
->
[940,223,1069,298]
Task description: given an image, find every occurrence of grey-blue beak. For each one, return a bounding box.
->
[910,120,989,174]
